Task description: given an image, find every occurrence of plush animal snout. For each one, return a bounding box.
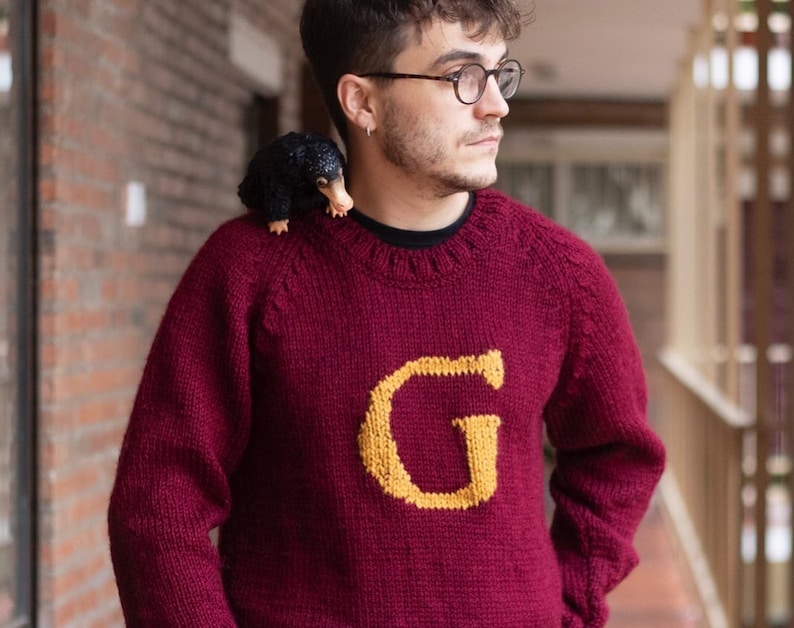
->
[320,176,354,218]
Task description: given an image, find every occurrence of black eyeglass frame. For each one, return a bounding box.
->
[359,58,525,105]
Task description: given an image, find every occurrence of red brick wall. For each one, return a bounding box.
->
[37,1,303,624]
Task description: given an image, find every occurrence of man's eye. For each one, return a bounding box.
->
[316,177,329,187]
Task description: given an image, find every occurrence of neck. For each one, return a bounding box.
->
[346,149,471,231]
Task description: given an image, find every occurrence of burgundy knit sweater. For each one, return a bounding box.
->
[108,188,665,627]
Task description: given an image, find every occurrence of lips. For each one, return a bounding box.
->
[467,127,503,146]
[468,133,503,148]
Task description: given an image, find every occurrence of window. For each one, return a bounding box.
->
[243,94,279,161]
[497,160,666,253]
[496,129,668,253]
[496,162,554,220]
[1,0,36,625]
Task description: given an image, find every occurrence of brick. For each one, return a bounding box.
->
[38,411,79,447]
[77,397,128,428]
[51,491,114,539]
[40,276,80,302]
[89,603,125,628]
[42,464,104,507]
[51,560,112,626]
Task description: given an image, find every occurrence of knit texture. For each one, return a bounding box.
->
[108,188,665,627]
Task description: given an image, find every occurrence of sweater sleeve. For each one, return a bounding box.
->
[543,250,666,628]
[108,219,264,626]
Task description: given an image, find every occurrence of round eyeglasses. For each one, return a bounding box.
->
[359,58,525,105]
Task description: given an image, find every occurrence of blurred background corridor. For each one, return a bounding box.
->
[1,0,793,625]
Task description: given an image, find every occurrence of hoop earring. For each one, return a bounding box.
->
[366,126,372,138]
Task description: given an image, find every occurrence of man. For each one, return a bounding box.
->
[108,1,665,626]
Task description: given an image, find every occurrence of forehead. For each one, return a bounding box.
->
[395,19,508,70]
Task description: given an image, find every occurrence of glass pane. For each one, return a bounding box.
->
[495,163,554,218]
[567,163,664,245]
[0,0,20,622]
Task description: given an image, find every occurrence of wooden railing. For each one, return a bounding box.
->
[659,349,750,627]
[660,348,792,627]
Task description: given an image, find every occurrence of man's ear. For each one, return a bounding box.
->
[337,74,378,135]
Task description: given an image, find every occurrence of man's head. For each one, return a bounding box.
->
[300,0,528,144]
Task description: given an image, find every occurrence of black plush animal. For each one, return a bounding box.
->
[238,131,354,235]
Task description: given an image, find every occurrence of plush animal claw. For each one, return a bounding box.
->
[268,219,289,235]
[326,205,350,218]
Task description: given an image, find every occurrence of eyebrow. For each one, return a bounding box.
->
[429,47,509,71]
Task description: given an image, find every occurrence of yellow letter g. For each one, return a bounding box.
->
[358,350,504,510]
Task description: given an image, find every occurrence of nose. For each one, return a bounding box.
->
[475,76,510,119]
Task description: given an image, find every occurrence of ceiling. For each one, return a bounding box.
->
[512,0,704,100]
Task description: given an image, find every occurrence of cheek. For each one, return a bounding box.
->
[389,91,453,134]
[412,111,459,154]
[412,126,451,170]
[382,96,465,169]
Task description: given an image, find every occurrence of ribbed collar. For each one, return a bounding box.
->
[307,188,509,286]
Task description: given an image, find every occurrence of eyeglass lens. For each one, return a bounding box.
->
[457,60,522,104]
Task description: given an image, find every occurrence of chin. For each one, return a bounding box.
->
[431,161,499,195]
[435,175,495,196]
[467,166,499,189]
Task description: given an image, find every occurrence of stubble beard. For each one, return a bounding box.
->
[381,105,498,198]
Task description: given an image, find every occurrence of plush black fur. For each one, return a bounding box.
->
[237,131,347,223]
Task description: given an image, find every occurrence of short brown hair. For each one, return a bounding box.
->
[300,0,532,142]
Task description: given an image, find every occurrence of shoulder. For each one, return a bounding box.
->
[482,191,644,402]
[182,211,314,295]
[477,189,592,252]
[188,213,267,280]
[477,188,614,292]
[201,212,269,254]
